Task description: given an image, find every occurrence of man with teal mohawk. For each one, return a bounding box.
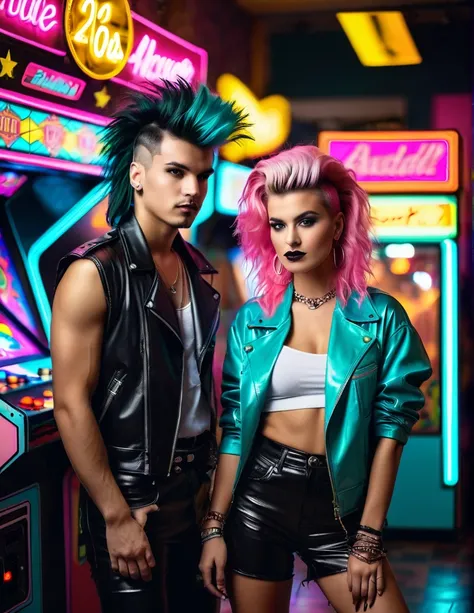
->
[51,78,250,613]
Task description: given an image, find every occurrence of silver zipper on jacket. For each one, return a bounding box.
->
[143,313,151,471]
[168,352,185,476]
[167,308,218,474]
[198,309,220,372]
[325,342,374,534]
[98,371,127,423]
[326,455,347,535]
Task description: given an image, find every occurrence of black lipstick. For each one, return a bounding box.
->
[284,250,306,262]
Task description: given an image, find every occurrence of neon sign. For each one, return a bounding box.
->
[128,35,195,83]
[369,195,457,240]
[112,11,207,92]
[64,0,134,80]
[0,96,104,167]
[318,131,459,193]
[22,63,86,101]
[216,74,291,163]
[0,0,65,55]
[0,106,21,147]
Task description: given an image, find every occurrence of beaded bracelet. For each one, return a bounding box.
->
[354,532,381,545]
[350,548,386,564]
[349,533,387,564]
[201,510,226,527]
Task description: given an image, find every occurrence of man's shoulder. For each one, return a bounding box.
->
[55,229,120,293]
[67,228,120,261]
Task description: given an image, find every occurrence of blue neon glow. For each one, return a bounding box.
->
[189,155,218,243]
[26,182,110,341]
[440,239,459,486]
[215,160,251,216]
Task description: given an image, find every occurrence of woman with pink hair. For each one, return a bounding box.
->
[199,146,431,612]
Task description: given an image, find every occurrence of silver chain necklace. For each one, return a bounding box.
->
[293,288,336,310]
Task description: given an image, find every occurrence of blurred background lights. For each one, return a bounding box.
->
[413,271,433,291]
[390,258,411,275]
[385,243,415,259]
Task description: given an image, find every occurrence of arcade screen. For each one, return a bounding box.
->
[38,197,109,305]
[5,173,100,263]
[371,244,440,434]
[0,308,43,367]
[0,229,41,337]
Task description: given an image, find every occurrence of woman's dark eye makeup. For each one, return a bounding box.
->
[270,215,318,231]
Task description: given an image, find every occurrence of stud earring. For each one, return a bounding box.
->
[131,182,142,191]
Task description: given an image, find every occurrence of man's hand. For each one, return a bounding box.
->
[106,504,159,582]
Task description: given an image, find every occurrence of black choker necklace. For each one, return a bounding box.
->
[293,288,336,310]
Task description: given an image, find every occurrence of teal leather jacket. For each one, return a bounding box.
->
[219,284,432,521]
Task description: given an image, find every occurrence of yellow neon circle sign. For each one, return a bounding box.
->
[65,0,134,80]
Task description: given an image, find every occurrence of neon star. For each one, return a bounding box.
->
[94,86,111,108]
[0,50,18,79]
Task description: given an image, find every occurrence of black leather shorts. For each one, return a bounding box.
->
[226,436,360,583]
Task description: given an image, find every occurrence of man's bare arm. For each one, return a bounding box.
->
[51,259,129,524]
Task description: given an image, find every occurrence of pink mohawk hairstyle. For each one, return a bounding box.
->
[235,145,373,317]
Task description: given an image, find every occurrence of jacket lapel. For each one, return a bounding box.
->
[242,284,380,433]
[243,286,292,403]
[174,235,220,360]
[118,210,219,347]
[325,307,376,426]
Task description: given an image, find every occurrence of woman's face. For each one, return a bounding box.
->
[267,189,344,275]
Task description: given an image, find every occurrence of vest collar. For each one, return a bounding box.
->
[117,208,217,275]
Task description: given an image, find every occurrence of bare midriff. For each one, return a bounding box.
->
[261,407,326,455]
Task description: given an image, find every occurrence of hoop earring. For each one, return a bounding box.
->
[333,243,345,268]
[273,254,283,275]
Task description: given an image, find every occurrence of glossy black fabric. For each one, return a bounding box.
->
[81,464,218,613]
[226,436,360,583]
[55,209,219,481]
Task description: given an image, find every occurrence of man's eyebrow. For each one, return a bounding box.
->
[165,162,190,171]
[165,162,214,177]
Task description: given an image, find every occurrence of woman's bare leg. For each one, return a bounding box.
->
[227,572,293,613]
[316,560,408,613]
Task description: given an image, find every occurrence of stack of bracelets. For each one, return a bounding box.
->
[349,524,387,564]
[201,510,226,544]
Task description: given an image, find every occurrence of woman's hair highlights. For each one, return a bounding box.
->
[236,145,373,316]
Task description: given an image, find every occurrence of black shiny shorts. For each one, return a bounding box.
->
[226,435,360,583]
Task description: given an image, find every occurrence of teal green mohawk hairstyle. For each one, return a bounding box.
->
[100,78,252,226]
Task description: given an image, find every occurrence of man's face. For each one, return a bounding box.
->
[130,131,214,229]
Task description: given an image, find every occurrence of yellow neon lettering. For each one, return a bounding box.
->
[71,0,122,64]
[73,0,94,44]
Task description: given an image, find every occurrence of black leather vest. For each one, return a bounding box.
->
[55,210,220,477]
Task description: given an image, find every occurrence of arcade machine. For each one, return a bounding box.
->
[0,3,208,611]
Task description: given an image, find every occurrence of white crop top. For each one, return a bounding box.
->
[263,345,327,412]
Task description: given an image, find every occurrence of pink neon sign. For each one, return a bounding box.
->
[320,131,459,193]
[112,11,208,92]
[330,140,449,182]
[22,63,86,101]
[0,0,65,55]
